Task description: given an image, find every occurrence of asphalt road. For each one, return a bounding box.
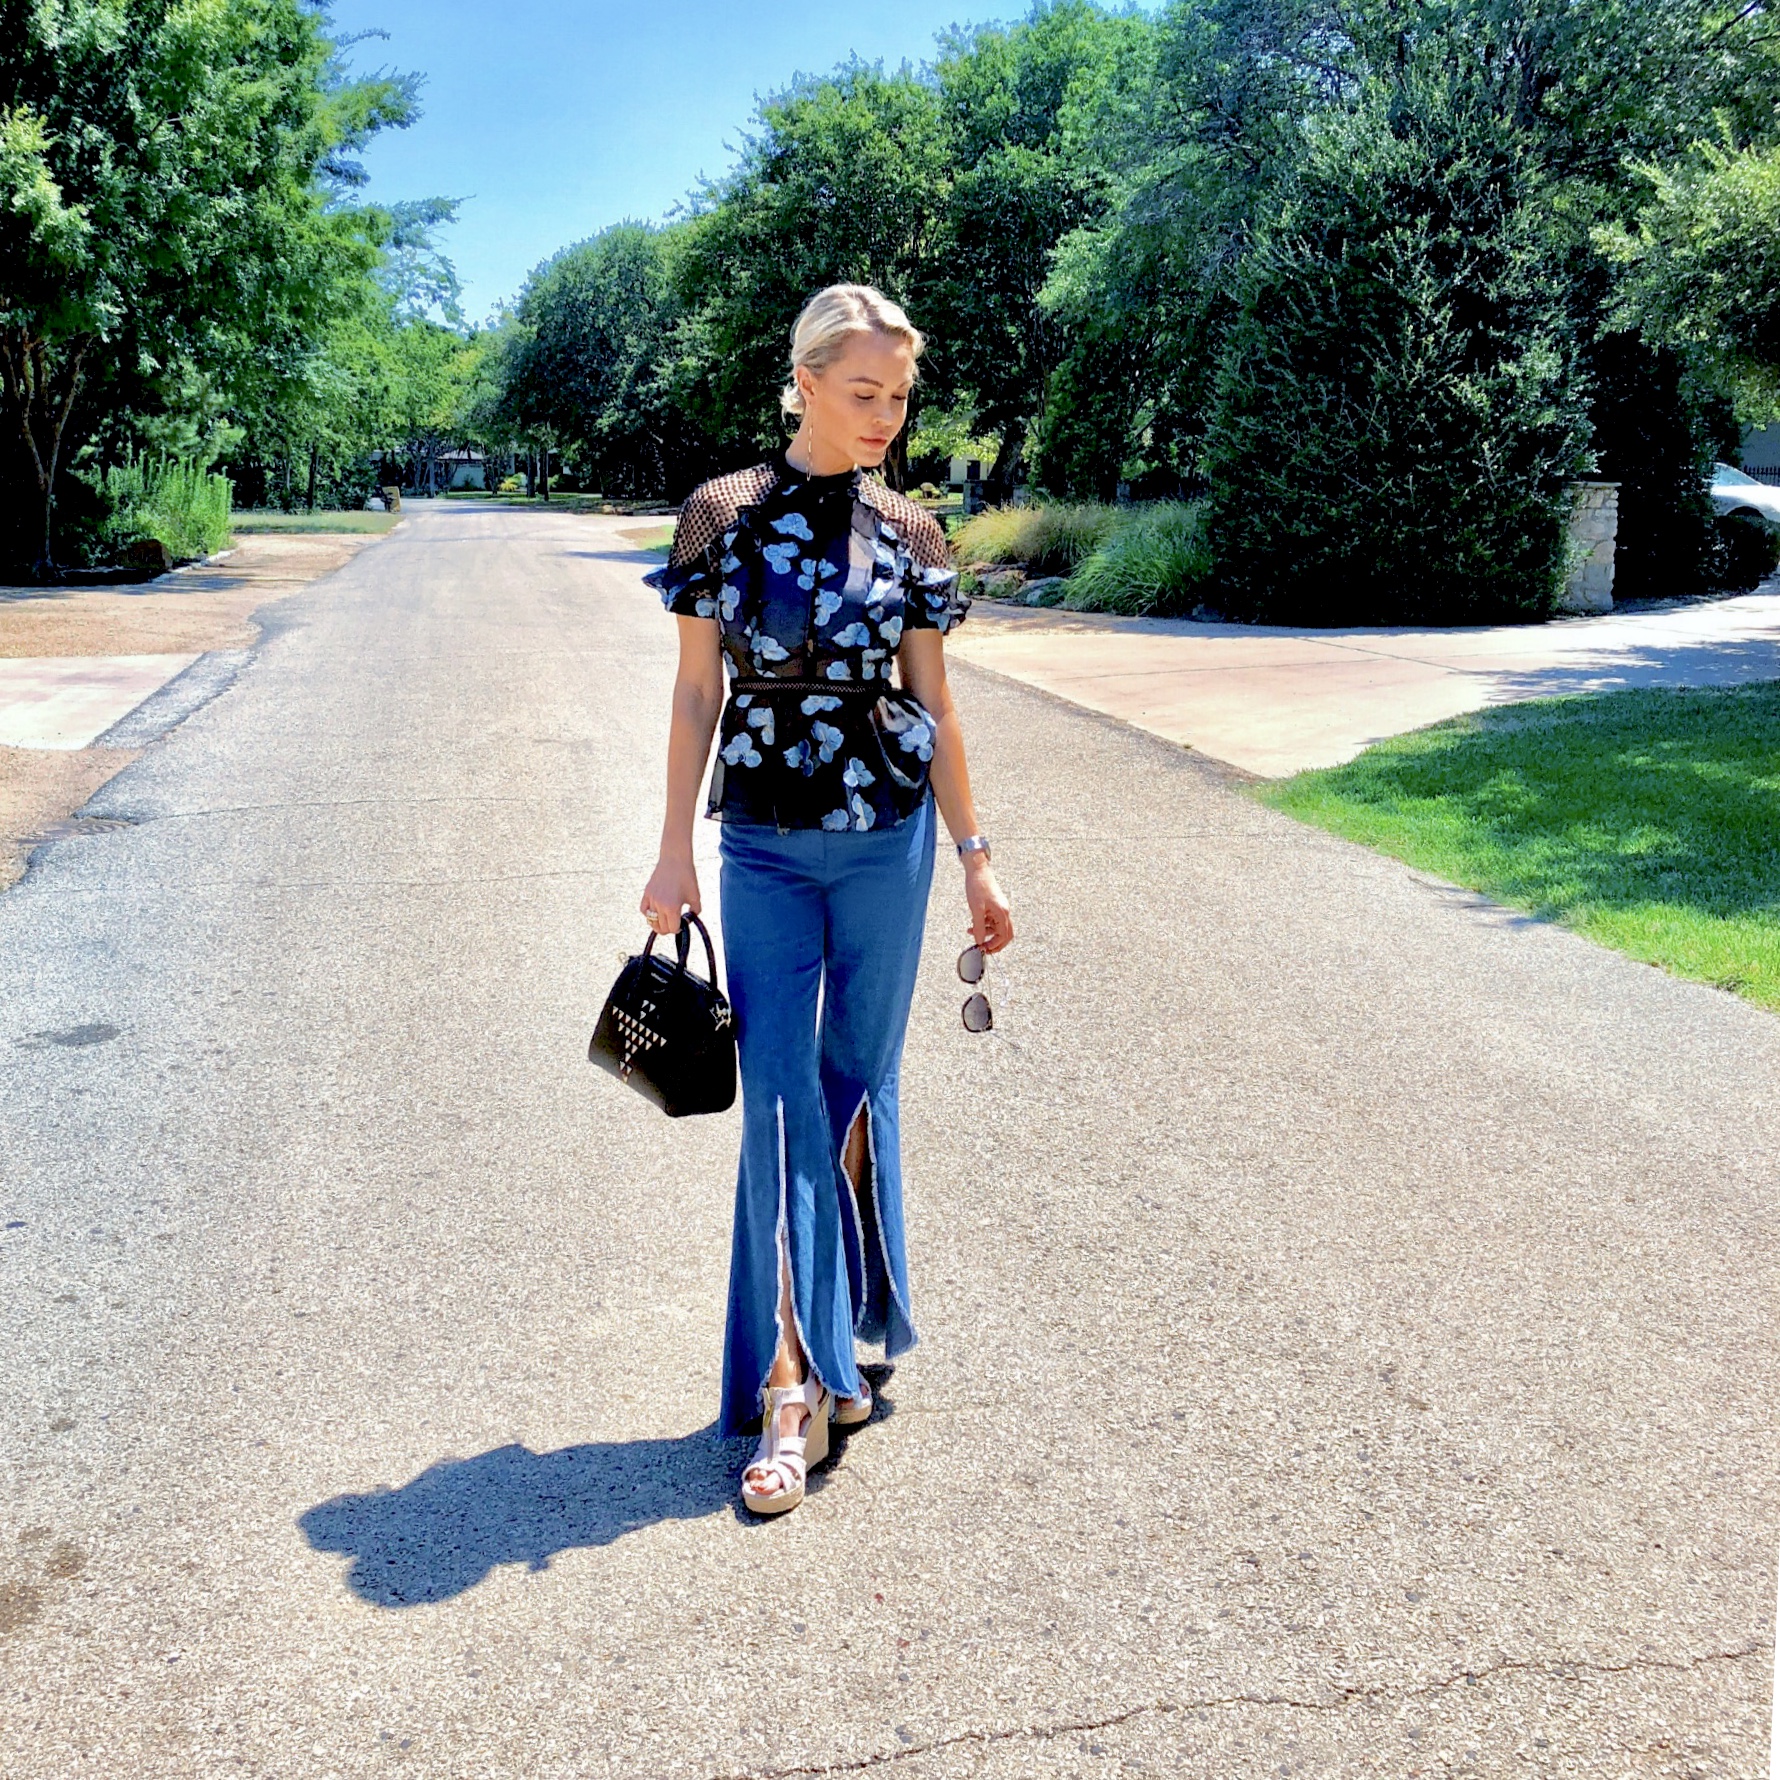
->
[2,499,1775,1778]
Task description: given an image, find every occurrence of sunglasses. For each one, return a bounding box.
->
[958,945,992,1034]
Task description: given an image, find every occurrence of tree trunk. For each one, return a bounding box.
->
[306,442,319,511]
[540,446,550,502]
[987,421,1027,503]
[0,329,90,580]
[883,430,909,492]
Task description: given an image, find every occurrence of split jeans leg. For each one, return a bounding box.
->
[716,801,935,1437]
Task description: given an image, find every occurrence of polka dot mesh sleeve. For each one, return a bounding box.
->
[861,481,969,634]
[645,464,778,616]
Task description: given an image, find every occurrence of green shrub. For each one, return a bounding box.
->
[95,457,233,563]
[1203,86,1591,626]
[951,503,1119,576]
[1064,502,1213,616]
[95,458,223,561]
[45,469,122,572]
[1713,512,1780,592]
[1586,332,1730,600]
[1030,338,1147,502]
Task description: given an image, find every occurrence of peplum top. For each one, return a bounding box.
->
[645,453,968,831]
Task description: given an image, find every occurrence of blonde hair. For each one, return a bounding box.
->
[780,284,924,417]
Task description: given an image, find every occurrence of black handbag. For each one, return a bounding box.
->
[588,911,736,1117]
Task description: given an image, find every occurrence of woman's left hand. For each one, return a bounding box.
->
[964,856,1013,954]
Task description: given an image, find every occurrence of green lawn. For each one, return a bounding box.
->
[1258,683,1780,1011]
[618,523,675,556]
[460,492,676,517]
[230,510,400,535]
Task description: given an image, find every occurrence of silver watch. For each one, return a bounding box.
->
[956,834,991,861]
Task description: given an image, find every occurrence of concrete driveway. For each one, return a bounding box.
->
[0,499,1773,1776]
[949,586,1780,775]
[0,655,201,749]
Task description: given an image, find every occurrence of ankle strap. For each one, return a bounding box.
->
[766,1376,821,1412]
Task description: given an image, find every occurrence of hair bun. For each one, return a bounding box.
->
[783,285,923,415]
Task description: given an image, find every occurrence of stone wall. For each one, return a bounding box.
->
[1558,480,1619,615]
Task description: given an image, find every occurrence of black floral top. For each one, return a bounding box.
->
[645,454,968,831]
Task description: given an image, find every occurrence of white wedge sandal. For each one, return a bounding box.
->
[740,1375,832,1515]
[833,1378,872,1428]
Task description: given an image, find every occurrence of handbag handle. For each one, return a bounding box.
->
[641,909,719,984]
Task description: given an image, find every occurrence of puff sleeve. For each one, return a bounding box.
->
[643,483,729,619]
[896,506,970,635]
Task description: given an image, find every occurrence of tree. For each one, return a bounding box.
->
[1602,136,1780,411]
[1030,0,1352,497]
[446,0,1780,619]
[501,223,703,496]
[650,11,1151,493]
[1029,0,1780,591]
[1202,83,1592,623]
[927,3,1152,493]
[221,189,471,510]
[0,0,413,574]
[378,198,466,328]
[668,64,952,469]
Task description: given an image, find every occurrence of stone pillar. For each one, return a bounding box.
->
[1557,480,1619,615]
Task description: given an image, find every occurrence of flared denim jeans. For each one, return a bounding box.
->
[716,797,935,1436]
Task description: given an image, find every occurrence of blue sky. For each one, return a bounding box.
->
[327,1,1020,324]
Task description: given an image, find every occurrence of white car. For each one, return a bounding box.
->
[1710,463,1780,527]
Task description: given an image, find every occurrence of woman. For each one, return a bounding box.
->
[640,284,1013,1516]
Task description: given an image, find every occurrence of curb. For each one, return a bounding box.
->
[93,650,254,748]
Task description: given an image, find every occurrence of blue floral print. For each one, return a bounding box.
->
[645,452,969,830]
[898,716,935,761]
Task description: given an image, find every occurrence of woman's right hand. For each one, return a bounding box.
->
[641,852,701,936]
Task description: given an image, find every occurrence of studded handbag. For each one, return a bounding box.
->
[588,911,736,1117]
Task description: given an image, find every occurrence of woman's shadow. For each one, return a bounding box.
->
[299,1367,894,1607]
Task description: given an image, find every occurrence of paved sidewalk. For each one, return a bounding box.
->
[0,504,1773,1775]
[0,655,199,749]
[948,585,1780,775]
